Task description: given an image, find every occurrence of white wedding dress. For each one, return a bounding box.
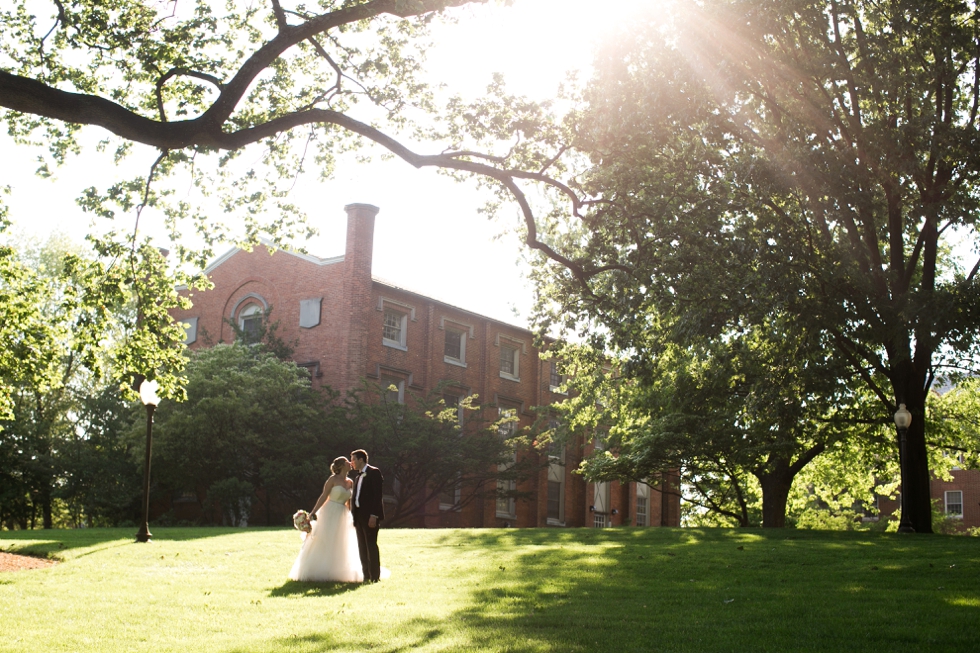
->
[289,485,363,583]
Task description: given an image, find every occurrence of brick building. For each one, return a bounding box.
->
[873,467,979,533]
[172,203,681,529]
[931,467,980,532]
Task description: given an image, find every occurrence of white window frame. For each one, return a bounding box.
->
[495,334,526,381]
[547,480,564,525]
[378,297,415,350]
[439,473,462,512]
[546,418,566,523]
[945,490,963,518]
[549,359,567,394]
[499,343,519,380]
[444,327,467,366]
[382,308,408,350]
[547,420,565,462]
[239,304,264,343]
[635,482,650,527]
[380,377,405,404]
[546,436,565,526]
[592,481,610,528]
[496,479,516,519]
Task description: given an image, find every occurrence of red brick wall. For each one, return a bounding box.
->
[174,243,353,393]
[169,203,682,529]
[931,469,980,530]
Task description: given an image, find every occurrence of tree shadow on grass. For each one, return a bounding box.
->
[430,528,980,653]
[0,526,289,559]
[225,617,446,653]
[269,579,362,598]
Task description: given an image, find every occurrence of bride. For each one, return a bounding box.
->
[289,456,363,583]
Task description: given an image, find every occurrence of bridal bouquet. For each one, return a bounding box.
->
[292,510,312,534]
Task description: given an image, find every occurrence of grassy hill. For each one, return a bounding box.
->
[1,527,977,652]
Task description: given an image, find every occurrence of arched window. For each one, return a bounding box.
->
[238,304,263,344]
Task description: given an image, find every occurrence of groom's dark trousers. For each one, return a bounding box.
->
[353,513,381,582]
[352,464,384,582]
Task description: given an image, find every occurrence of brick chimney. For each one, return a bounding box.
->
[343,203,379,392]
[344,203,378,278]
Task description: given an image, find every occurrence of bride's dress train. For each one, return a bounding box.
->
[289,485,363,582]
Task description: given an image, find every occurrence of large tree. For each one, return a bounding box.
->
[0,207,61,425]
[58,384,143,528]
[0,0,575,401]
[0,233,143,528]
[560,315,872,527]
[526,0,980,533]
[146,342,331,526]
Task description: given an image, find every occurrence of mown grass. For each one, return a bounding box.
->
[1,527,977,652]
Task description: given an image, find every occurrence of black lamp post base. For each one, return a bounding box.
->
[897,523,915,534]
[135,526,152,543]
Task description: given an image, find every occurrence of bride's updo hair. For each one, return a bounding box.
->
[330,456,349,475]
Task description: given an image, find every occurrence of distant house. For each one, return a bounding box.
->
[170,203,681,529]
[873,467,979,533]
[930,464,979,532]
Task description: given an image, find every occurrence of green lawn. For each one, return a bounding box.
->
[1,527,977,652]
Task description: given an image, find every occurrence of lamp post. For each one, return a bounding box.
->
[136,379,161,543]
[894,403,915,534]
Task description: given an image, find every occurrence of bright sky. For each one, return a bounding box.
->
[0,0,648,326]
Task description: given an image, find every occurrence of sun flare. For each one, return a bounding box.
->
[430,0,662,99]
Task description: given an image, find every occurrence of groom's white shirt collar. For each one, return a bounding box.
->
[354,468,363,506]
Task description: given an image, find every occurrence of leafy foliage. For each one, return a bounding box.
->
[526,0,980,533]
[557,316,877,527]
[926,378,980,476]
[145,343,331,526]
[0,233,151,529]
[58,385,143,528]
[341,380,539,526]
[0,0,583,409]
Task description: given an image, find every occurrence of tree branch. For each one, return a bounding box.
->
[155,68,225,123]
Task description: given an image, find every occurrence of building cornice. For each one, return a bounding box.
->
[372,277,534,337]
[201,238,345,277]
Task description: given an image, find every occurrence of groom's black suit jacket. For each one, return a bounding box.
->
[352,465,385,522]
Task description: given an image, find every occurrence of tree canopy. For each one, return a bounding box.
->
[0,233,144,528]
[0,0,576,251]
[146,342,332,526]
[0,0,579,401]
[527,0,980,533]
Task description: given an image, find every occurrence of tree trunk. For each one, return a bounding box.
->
[896,395,933,534]
[893,365,934,534]
[903,416,933,533]
[42,497,53,529]
[757,471,792,528]
[755,444,825,528]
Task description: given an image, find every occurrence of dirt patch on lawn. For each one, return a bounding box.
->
[0,551,58,572]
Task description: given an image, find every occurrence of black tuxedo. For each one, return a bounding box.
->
[351,464,384,581]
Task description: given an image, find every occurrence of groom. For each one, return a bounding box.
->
[350,449,384,582]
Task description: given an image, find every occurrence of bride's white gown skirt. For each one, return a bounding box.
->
[289,487,363,583]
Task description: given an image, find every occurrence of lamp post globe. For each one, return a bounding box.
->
[136,379,161,543]
[894,403,915,534]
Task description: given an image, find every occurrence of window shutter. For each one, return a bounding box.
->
[299,298,322,328]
